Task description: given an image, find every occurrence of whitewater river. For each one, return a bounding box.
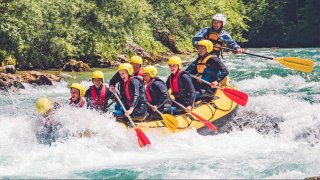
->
[0,48,319,178]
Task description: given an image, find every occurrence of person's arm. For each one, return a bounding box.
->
[208,57,229,83]
[220,31,241,51]
[181,73,195,107]
[84,88,94,109]
[129,78,141,109]
[153,81,170,109]
[109,72,121,92]
[185,59,198,75]
[192,28,210,47]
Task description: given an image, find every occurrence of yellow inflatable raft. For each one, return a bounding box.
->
[118,77,239,135]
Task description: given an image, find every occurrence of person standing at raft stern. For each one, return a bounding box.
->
[186,40,229,101]
[166,56,195,114]
[192,13,243,57]
[116,63,148,124]
[69,83,86,108]
[109,55,143,93]
[85,71,112,113]
[142,65,171,120]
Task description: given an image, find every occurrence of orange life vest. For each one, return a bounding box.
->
[206,31,223,53]
[196,55,213,79]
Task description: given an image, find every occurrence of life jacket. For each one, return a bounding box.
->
[169,70,182,97]
[145,78,156,102]
[125,76,135,106]
[69,98,85,108]
[197,55,214,79]
[90,85,106,109]
[206,31,223,55]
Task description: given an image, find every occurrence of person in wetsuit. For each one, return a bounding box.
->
[142,65,171,120]
[186,40,229,101]
[115,63,148,124]
[166,56,196,114]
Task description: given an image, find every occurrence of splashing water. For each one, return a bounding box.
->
[0,48,319,178]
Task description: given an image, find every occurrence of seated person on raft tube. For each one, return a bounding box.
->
[109,55,144,115]
[185,40,229,101]
[166,56,196,114]
[69,83,86,108]
[192,13,243,57]
[109,55,143,93]
[85,71,112,113]
[35,97,62,146]
[142,65,172,120]
[113,63,148,124]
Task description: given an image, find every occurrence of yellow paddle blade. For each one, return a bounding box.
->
[273,57,314,73]
[161,114,178,132]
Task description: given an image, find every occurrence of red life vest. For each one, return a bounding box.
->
[170,70,182,96]
[145,78,155,103]
[90,85,106,108]
[69,98,85,108]
[125,76,135,106]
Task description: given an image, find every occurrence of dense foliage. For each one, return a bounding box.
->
[0,0,318,69]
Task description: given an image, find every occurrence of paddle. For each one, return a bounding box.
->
[172,100,217,133]
[113,92,151,148]
[215,46,314,73]
[191,75,248,106]
[146,102,178,132]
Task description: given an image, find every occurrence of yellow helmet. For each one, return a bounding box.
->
[168,56,182,69]
[118,63,134,75]
[142,65,158,78]
[70,83,86,97]
[130,55,143,65]
[198,40,213,53]
[92,71,104,82]
[36,97,53,115]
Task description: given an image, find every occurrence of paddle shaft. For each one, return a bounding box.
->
[112,92,136,128]
[191,75,223,89]
[146,102,163,116]
[215,45,273,60]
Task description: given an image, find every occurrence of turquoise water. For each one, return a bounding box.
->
[0,48,319,179]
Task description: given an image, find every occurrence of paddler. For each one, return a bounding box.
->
[185,40,229,101]
[85,71,112,113]
[114,63,148,124]
[192,13,243,57]
[142,65,171,120]
[35,97,62,145]
[166,56,195,114]
[109,55,143,92]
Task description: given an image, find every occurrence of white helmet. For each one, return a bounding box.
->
[213,14,227,27]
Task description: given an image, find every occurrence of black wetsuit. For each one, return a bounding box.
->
[118,76,147,124]
[146,77,171,120]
